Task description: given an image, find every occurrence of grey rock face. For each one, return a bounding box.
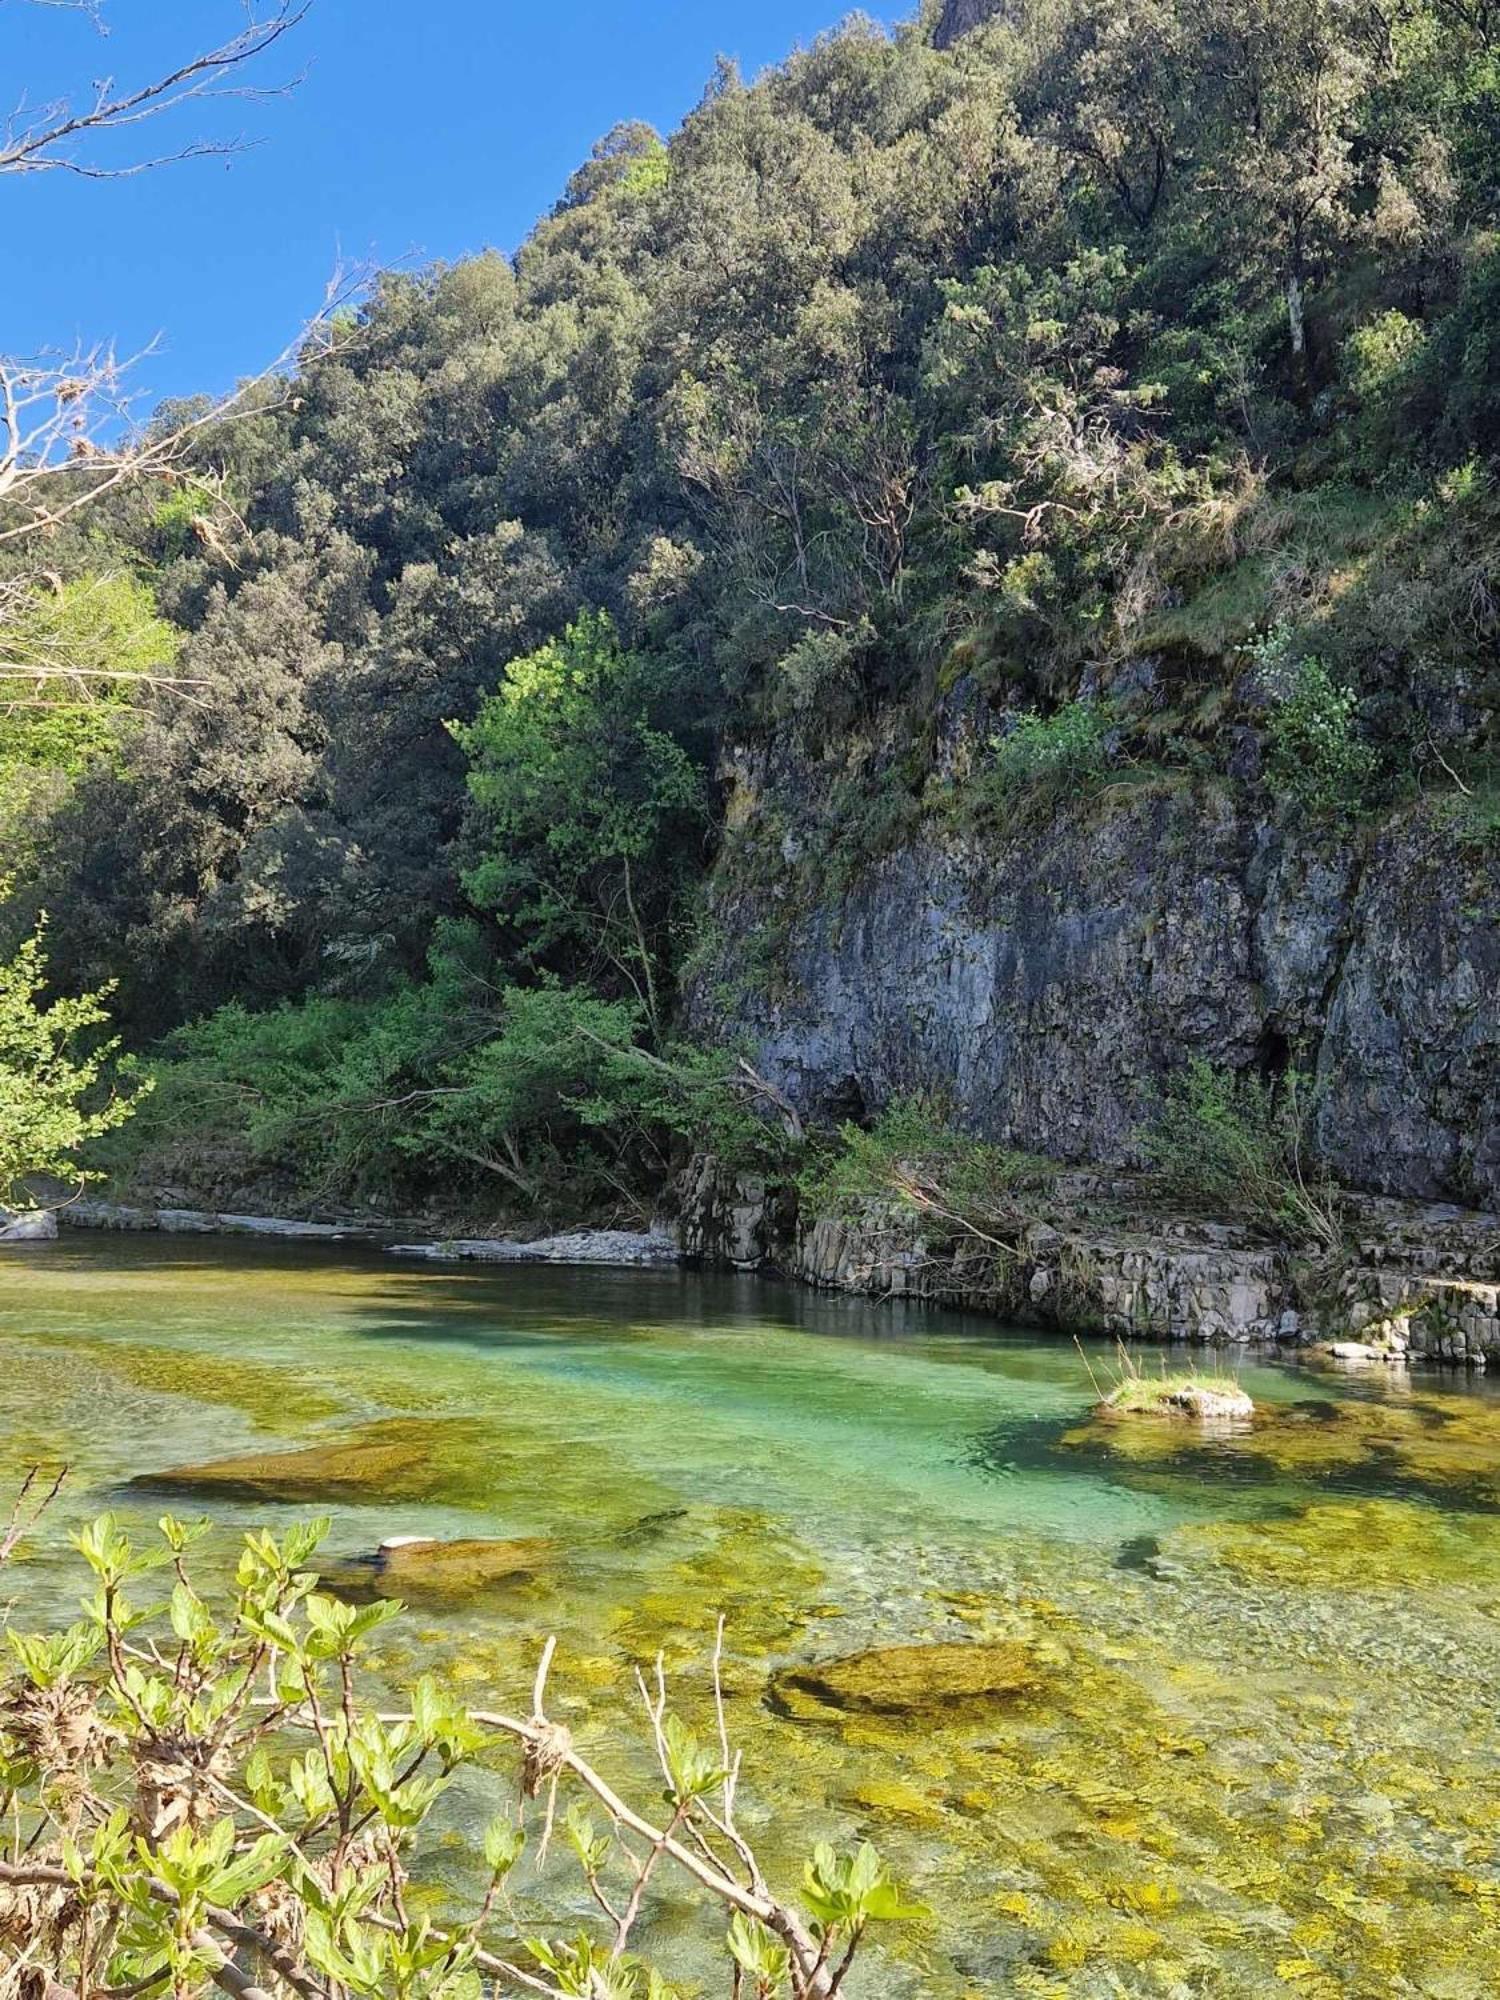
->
[933,0,1008,48]
[671,1154,794,1270]
[1314,815,1500,1199]
[693,720,1500,1206]
[672,1158,1500,1359]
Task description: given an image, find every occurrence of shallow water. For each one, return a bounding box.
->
[4,1235,1500,1995]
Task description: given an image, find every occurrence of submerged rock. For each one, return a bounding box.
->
[0,1209,57,1243]
[372,1534,554,1597]
[131,1418,471,1504]
[768,1639,1056,1719]
[1159,1495,1500,1592]
[1074,1384,1500,1494]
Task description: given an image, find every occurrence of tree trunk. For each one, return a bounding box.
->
[1286,269,1306,358]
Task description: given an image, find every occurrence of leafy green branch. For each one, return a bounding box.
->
[0,1503,924,2000]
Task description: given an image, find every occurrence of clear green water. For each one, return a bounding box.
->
[4,1236,1500,1996]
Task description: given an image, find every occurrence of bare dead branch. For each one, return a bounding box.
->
[0,4,309,181]
[0,267,366,701]
[0,1464,66,1564]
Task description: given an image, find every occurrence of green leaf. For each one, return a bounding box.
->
[482,1817,525,1877]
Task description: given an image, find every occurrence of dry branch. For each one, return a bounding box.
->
[0,4,309,181]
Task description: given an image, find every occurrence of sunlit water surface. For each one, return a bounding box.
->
[4,1236,1500,1996]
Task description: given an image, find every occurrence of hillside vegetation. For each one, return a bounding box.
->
[3,0,1497,1217]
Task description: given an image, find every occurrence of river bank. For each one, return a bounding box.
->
[42,1155,1500,1368]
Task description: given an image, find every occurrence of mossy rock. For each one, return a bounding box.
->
[768,1639,1058,1720]
[131,1418,485,1505]
[375,1535,554,1598]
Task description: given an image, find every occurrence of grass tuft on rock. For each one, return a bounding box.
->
[1088,1342,1253,1421]
[1100,1374,1255,1421]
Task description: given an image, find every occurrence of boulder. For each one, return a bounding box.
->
[1323,1339,1408,1366]
[372,1534,554,1597]
[131,1420,461,1504]
[768,1639,1056,1719]
[0,1209,58,1243]
[1100,1379,1254,1421]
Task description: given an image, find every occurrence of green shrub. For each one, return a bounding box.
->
[0,916,147,1206]
[799,1095,1053,1233]
[1258,649,1377,815]
[1140,1058,1339,1246]
[1344,309,1427,401]
[111,956,795,1214]
[991,700,1109,788]
[0,1507,920,2000]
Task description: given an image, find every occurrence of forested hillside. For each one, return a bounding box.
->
[4,0,1498,1218]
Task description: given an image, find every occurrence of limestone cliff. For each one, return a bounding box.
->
[689,676,1500,1208]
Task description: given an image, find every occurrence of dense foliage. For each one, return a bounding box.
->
[3,0,1497,1210]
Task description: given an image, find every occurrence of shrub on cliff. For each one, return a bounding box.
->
[993,701,1110,788]
[1258,647,1378,817]
[800,1097,1055,1241]
[1141,1058,1339,1246]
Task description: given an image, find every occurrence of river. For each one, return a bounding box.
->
[4,1234,1499,1994]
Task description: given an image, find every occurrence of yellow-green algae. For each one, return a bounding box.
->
[5,1235,1500,1995]
[1064,1375,1500,1507]
[1159,1493,1500,1590]
[0,1329,348,1432]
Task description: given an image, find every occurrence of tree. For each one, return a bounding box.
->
[1191,0,1399,363]
[453,613,707,1041]
[0,3,306,180]
[0,913,145,1205]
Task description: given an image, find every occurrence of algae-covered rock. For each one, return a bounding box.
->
[1067,1385,1500,1509]
[132,1418,481,1505]
[769,1639,1056,1719]
[372,1535,554,1598]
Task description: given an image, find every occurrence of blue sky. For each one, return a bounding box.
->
[7,0,904,411]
